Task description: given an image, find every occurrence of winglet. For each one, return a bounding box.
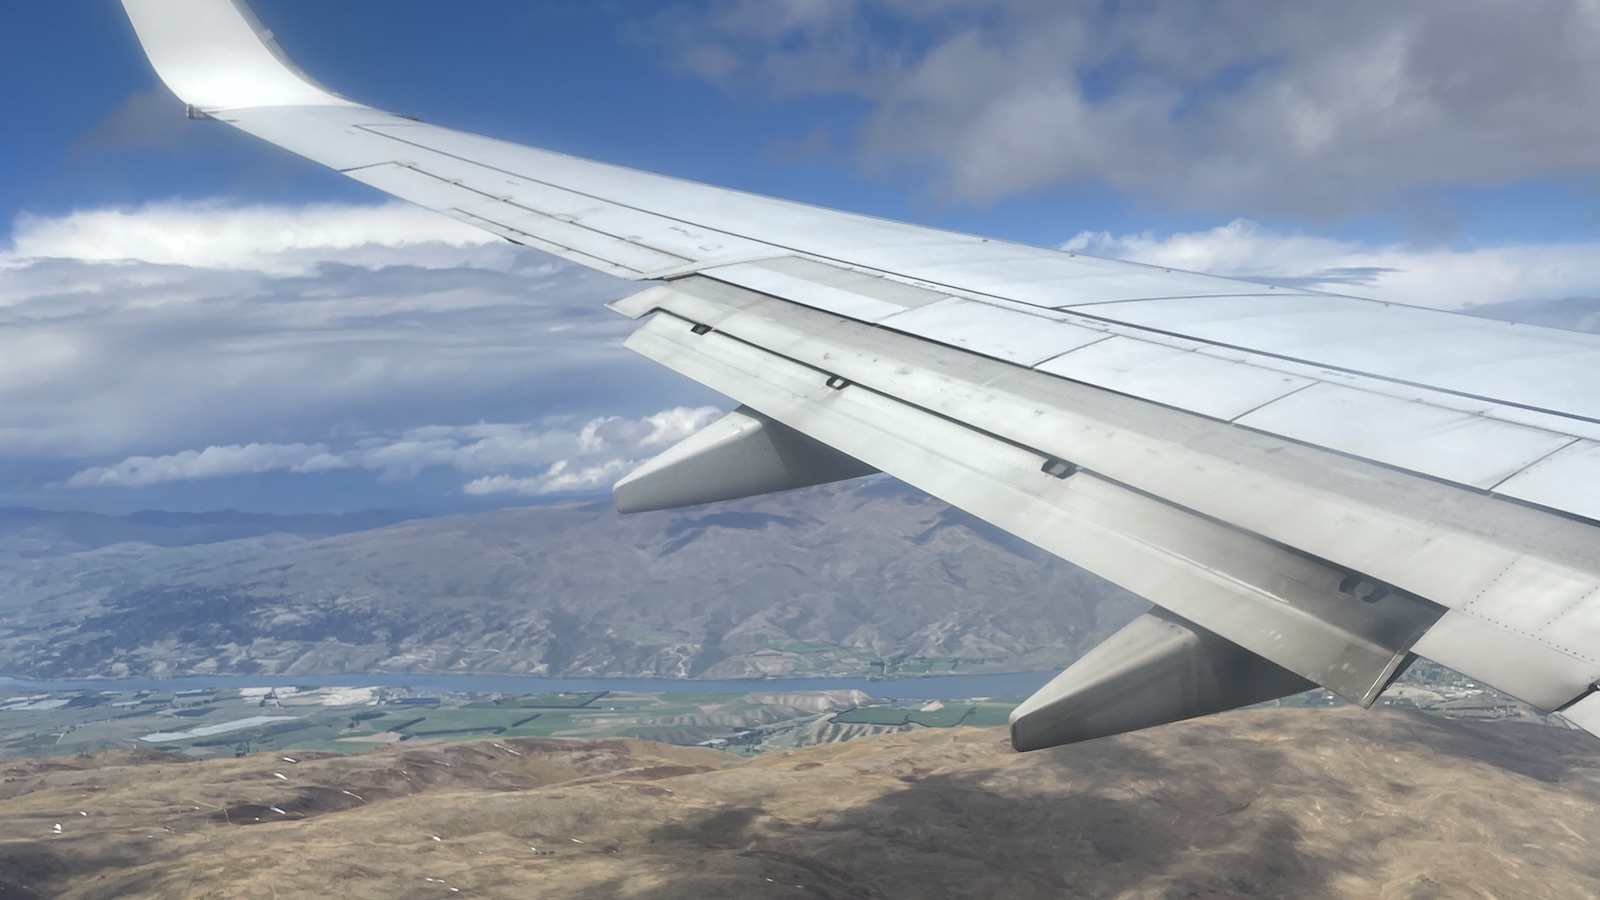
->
[121,0,357,112]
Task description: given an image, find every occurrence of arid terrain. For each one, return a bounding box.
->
[3,707,1597,899]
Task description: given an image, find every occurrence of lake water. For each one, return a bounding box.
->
[0,670,1058,701]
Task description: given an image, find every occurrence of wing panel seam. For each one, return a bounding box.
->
[394,162,697,267]
[1486,437,1583,492]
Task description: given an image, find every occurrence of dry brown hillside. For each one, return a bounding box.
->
[2,707,1598,899]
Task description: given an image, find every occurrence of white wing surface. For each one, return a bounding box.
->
[121,0,1600,748]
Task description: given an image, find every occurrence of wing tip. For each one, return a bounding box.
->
[121,0,356,112]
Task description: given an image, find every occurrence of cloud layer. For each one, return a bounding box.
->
[8,200,497,273]
[666,1,1600,216]
[63,443,338,489]
[0,200,728,507]
[63,407,723,496]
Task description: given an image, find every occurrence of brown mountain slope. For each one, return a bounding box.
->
[3,708,1598,899]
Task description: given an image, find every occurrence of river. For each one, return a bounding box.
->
[0,670,1058,701]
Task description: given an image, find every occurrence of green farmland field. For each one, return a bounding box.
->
[2,686,1032,762]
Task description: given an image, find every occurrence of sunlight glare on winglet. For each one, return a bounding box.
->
[613,406,877,514]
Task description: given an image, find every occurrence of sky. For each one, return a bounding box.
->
[6,0,1600,515]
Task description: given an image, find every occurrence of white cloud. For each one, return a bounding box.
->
[64,443,335,489]
[454,406,750,497]
[1063,219,1600,309]
[335,406,722,482]
[667,1,1600,216]
[0,200,702,467]
[636,406,730,449]
[8,201,498,274]
[59,407,725,496]
[463,459,636,498]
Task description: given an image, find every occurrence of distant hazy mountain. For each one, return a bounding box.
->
[0,481,1144,681]
[0,507,421,556]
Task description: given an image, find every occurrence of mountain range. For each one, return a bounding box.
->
[0,481,1143,681]
[0,507,416,556]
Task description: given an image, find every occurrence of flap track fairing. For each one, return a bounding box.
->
[1010,609,1321,751]
[613,406,877,514]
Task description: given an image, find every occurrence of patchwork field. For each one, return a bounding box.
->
[0,684,1029,760]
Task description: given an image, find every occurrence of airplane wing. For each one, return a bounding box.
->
[120,0,1600,749]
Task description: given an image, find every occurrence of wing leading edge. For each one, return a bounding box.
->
[120,0,1600,746]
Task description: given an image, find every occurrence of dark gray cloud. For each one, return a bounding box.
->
[663,0,1600,217]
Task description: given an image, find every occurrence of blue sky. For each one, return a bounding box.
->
[6,0,1600,515]
[2,1,1217,241]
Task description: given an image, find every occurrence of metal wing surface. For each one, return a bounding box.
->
[121,0,1600,748]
